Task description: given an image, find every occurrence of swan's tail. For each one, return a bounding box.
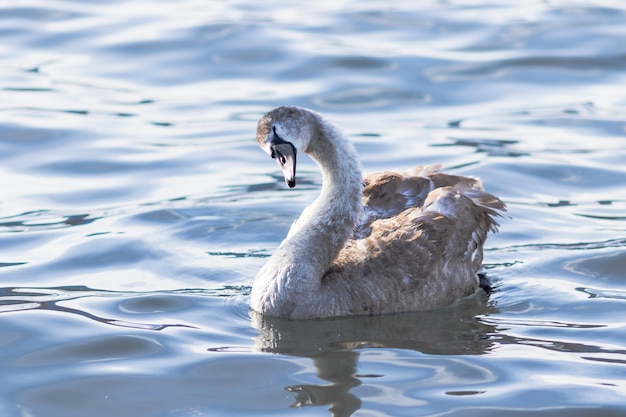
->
[463,189,507,233]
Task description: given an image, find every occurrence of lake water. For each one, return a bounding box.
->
[1,1,626,416]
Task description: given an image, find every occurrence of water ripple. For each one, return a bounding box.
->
[0,286,249,330]
[495,236,626,253]
[0,211,99,233]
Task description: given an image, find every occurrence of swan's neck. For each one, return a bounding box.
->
[251,117,363,316]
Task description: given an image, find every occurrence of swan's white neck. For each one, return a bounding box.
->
[251,115,363,318]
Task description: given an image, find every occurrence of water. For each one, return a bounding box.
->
[1,1,626,416]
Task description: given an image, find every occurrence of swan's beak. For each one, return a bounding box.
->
[270,141,297,188]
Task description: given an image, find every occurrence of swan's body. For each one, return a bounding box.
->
[251,106,505,319]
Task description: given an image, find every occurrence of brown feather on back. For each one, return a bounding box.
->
[325,166,505,315]
[356,164,495,239]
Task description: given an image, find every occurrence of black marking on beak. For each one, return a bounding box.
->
[269,133,297,188]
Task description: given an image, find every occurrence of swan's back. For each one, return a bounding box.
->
[356,165,491,235]
[320,165,505,316]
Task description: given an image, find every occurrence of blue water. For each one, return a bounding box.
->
[1,1,626,416]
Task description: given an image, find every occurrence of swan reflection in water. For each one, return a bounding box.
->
[251,291,498,417]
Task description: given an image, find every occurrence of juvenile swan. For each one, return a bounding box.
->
[251,106,505,319]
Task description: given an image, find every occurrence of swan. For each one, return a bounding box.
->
[251,105,505,319]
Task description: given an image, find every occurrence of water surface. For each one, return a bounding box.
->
[1,1,626,416]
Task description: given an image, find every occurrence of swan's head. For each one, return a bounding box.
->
[256,106,317,188]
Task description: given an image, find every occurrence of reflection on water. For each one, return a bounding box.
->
[286,351,362,416]
[253,294,496,356]
[1,0,626,416]
[251,294,496,416]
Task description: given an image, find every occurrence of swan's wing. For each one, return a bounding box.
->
[355,165,487,239]
[327,185,505,314]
